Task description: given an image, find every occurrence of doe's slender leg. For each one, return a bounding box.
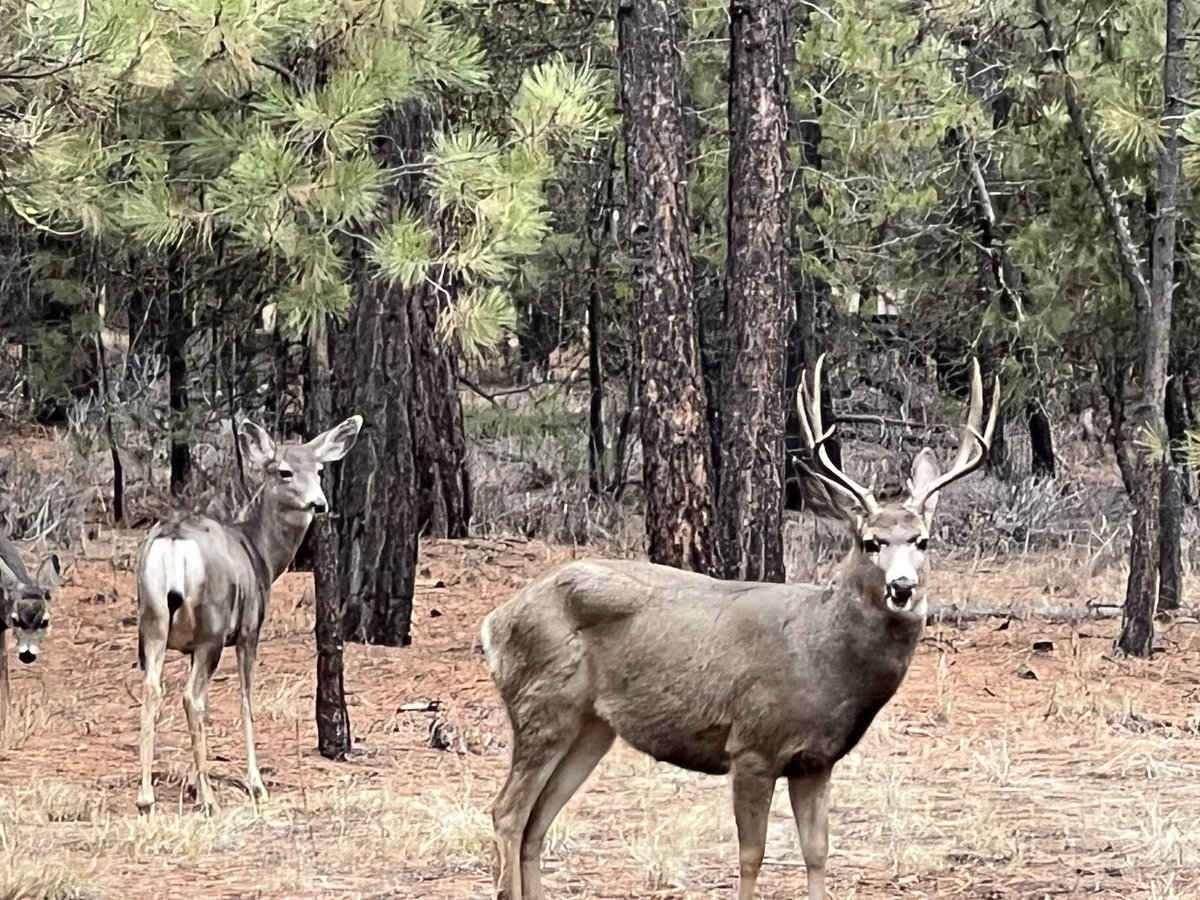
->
[731,761,776,900]
[788,769,832,900]
[236,640,267,802]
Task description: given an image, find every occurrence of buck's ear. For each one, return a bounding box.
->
[907,447,942,523]
[37,554,61,595]
[238,420,276,467]
[307,415,363,463]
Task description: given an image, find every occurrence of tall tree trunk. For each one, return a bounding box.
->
[1117,0,1184,655]
[586,144,616,496]
[166,253,191,495]
[618,0,720,574]
[717,0,788,583]
[306,321,352,759]
[784,6,840,511]
[1157,375,1186,611]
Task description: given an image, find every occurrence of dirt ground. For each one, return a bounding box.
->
[3,535,1200,900]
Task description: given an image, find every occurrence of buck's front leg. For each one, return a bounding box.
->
[0,629,9,734]
[236,640,267,802]
[788,769,831,900]
[730,760,775,900]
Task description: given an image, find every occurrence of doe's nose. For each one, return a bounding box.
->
[18,650,36,664]
[888,577,917,601]
[308,501,328,515]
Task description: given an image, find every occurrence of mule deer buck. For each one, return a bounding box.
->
[481,355,998,900]
[0,533,61,730]
[135,414,362,814]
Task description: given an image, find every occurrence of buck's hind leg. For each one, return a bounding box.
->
[136,611,168,814]
[788,769,831,900]
[518,717,615,900]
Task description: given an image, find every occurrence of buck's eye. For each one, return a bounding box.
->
[278,468,294,481]
[862,539,881,554]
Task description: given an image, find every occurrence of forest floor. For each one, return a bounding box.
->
[3,532,1200,900]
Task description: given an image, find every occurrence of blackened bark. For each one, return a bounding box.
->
[306,322,351,759]
[1117,0,1184,656]
[1028,405,1055,477]
[784,6,840,511]
[166,255,191,495]
[618,0,720,574]
[717,0,788,583]
[586,145,616,496]
[333,252,418,647]
[1158,375,1186,611]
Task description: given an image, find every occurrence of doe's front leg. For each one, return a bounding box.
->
[731,760,775,900]
[788,769,831,900]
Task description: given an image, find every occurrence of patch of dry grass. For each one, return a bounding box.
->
[0,855,93,900]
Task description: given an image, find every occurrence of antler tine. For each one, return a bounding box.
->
[912,360,1001,513]
[795,353,882,515]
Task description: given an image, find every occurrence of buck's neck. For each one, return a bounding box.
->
[233,489,314,583]
[831,546,925,647]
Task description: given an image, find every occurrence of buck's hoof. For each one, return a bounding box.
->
[135,799,154,816]
[249,783,269,803]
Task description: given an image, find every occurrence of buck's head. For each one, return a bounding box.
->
[1,553,61,664]
[798,355,999,615]
[237,416,364,522]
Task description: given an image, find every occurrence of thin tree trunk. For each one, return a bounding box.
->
[618,0,720,574]
[306,319,351,759]
[1116,0,1185,655]
[166,254,191,495]
[717,0,788,582]
[1158,375,1186,611]
[784,5,840,510]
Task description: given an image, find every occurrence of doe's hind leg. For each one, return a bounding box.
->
[518,717,615,900]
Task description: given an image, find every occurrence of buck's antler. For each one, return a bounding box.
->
[797,353,883,516]
[906,358,1000,513]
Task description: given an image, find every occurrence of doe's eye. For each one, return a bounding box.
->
[278,468,294,481]
[862,538,881,554]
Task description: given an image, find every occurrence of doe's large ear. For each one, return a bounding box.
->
[238,420,277,468]
[307,415,364,463]
[37,554,61,596]
[906,447,942,524]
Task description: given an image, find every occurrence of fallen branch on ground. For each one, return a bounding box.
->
[926,602,1200,626]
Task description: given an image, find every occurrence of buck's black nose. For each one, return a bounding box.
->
[887,578,917,604]
[18,650,36,664]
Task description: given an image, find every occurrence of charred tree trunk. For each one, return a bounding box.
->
[306,321,351,759]
[166,254,191,495]
[1158,375,1186,612]
[586,143,616,496]
[1115,0,1184,656]
[784,7,839,511]
[717,0,788,582]
[1028,405,1055,477]
[618,0,720,574]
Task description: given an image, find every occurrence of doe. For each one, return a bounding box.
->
[481,355,998,900]
[0,532,61,731]
[135,414,362,814]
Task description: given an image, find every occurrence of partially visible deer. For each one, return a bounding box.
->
[135,414,362,814]
[481,355,999,900]
[0,533,61,731]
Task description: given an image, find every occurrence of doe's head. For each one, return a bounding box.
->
[237,415,364,519]
[1,553,61,664]
[798,355,999,614]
